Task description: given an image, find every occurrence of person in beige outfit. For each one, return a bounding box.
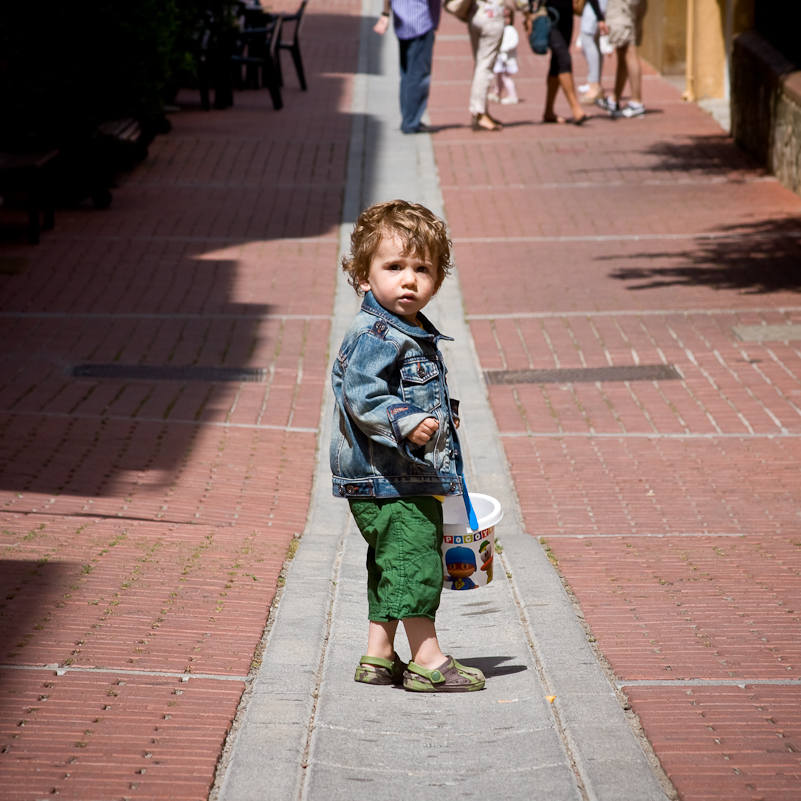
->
[596,0,647,117]
[468,0,508,130]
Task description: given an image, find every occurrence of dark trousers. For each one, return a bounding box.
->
[547,0,575,75]
[398,29,435,133]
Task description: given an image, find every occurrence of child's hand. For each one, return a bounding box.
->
[407,417,439,446]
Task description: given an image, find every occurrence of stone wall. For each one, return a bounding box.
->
[731,30,801,196]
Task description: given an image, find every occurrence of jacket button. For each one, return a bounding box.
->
[449,483,458,493]
[418,365,425,377]
[339,487,345,496]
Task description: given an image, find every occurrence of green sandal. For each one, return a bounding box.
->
[402,656,485,692]
[354,653,407,686]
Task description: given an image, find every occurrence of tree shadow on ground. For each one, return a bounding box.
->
[641,134,763,177]
[605,218,801,295]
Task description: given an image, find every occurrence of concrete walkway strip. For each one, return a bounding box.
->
[217,4,672,799]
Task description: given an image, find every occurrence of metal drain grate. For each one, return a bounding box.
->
[71,364,269,382]
[485,364,681,385]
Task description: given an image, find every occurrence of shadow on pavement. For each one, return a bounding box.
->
[0,558,76,667]
[0,11,367,501]
[643,134,760,175]
[605,217,801,294]
[456,655,528,678]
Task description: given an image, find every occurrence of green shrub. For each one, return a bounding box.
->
[0,0,179,148]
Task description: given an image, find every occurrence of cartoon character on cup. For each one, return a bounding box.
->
[479,537,493,583]
[445,546,479,590]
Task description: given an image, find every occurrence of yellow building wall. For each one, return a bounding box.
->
[690,0,727,98]
[641,0,687,75]
[640,0,755,99]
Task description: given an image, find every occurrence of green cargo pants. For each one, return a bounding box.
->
[349,496,444,622]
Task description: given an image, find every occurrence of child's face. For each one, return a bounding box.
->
[360,233,439,323]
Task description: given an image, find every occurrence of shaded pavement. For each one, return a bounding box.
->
[1,0,800,799]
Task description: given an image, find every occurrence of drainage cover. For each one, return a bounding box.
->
[484,364,681,385]
[733,325,801,342]
[71,364,268,382]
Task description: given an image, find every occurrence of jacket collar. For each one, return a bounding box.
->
[361,291,453,342]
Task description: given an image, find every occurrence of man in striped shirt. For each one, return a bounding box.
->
[374,0,441,133]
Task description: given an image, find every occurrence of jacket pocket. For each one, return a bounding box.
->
[400,359,442,413]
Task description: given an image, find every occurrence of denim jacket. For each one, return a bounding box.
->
[330,291,468,501]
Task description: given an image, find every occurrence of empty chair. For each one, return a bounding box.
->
[230,15,284,110]
[276,0,308,91]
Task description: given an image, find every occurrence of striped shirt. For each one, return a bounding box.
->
[392,0,441,40]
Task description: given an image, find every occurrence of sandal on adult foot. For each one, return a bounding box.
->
[402,656,485,692]
[472,113,502,131]
[580,86,604,105]
[354,653,407,686]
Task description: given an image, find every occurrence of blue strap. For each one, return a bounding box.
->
[462,485,479,532]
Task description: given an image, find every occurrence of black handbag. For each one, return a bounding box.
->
[528,1,559,55]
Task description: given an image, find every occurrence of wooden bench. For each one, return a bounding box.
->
[0,150,58,244]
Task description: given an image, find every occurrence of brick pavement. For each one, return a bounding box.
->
[430,13,801,801]
[1,5,800,801]
[0,2,360,798]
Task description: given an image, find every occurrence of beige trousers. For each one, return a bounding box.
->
[468,12,505,115]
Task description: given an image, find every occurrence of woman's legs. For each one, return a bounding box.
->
[559,72,584,120]
[581,30,602,85]
[579,0,603,94]
[544,74,561,121]
[544,74,583,121]
[544,8,584,122]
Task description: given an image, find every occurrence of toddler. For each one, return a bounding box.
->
[331,199,485,693]
[490,7,520,105]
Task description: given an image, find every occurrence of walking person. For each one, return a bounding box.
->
[467,0,508,130]
[374,0,441,133]
[531,0,606,124]
[332,199,486,692]
[596,0,647,117]
[577,0,609,104]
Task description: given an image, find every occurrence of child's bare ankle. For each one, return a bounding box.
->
[413,656,446,670]
[365,648,396,662]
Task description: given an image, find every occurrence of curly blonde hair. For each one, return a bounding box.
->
[341,200,453,296]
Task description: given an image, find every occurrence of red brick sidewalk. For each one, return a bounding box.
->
[431,14,801,801]
[0,2,360,798]
[2,6,800,800]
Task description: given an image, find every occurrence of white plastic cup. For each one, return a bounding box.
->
[441,494,503,590]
